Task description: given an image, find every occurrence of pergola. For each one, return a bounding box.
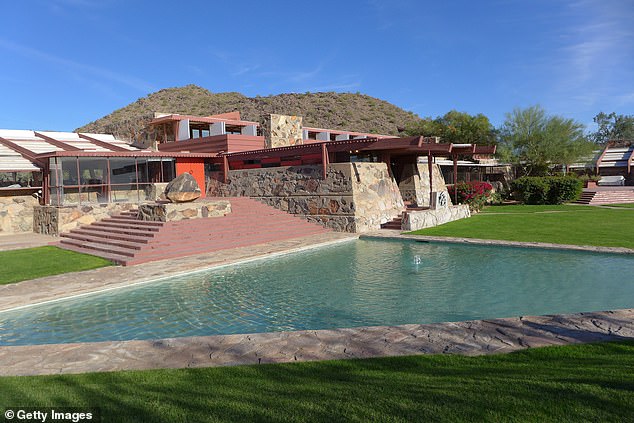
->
[219,136,496,201]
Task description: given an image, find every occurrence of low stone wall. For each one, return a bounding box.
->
[0,193,39,234]
[33,203,136,236]
[207,163,403,232]
[401,205,471,231]
[138,200,231,222]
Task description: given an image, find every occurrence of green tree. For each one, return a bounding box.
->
[499,105,595,176]
[591,112,634,144]
[405,110,496,145]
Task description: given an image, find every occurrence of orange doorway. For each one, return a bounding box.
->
[175,158,206,198]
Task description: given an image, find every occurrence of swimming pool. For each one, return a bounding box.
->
[1,239,633,346]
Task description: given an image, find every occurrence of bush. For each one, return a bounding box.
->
[512,176,583,204]
[451,181,494,212]
[546,176,583,204]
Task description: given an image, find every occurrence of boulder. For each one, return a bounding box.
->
[164,173,201,203]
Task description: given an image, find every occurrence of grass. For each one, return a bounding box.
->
[0,246,112,285]
[0,341,633,422]
[409,204,634,249]
[605,203,634,209]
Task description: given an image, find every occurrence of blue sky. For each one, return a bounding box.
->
[1,0,632,133]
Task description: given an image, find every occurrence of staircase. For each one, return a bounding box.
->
[57,197,331,266]
[574,189,634,205]
[380,204,429,230]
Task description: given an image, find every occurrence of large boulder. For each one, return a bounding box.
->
[164,173,201,203]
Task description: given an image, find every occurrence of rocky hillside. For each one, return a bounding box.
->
[77,85,422,145]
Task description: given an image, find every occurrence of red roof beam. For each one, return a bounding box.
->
[0,137,47,167]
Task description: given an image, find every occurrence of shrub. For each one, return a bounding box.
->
[452,181,494,212]
[512,177,550,204]
[546,176,583,204]
[512,176,583,204]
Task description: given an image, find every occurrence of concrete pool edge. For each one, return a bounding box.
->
[362,232,634,255]
[0,232,357,313]
[0,308,632,376]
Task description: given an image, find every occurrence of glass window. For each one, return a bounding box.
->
[78,158,107,185]
[109,158,137,185]
[161,158,175,182]
[136,158,149,183]
[60,157,79,186]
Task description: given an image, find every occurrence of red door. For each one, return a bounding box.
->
[175,158,206,198]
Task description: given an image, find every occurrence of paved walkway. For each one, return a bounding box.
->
[0,232,357,312]
[0,309,631,376]
[0,232,55,251]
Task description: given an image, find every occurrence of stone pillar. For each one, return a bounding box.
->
[267,114,303,148]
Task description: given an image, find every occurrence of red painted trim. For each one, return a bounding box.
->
[78,133,129,152]
[33,131,82,151]
[595,142,613,174]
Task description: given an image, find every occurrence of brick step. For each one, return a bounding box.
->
[60,232,147,249]
[55,244,132,265]
[74,225,159,238]
[67,228,154,242]
[59,238,138,257]
[91,221,162,232]
[100,217,164,226]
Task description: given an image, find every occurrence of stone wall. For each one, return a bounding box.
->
[398,163,452,207]
[0,193,39,234]
[138,200,231,222]
[33,203,136,236]
[207,163,403,232]
[267,114,303,148]
[351,162,405,232]
[401,205,471,231]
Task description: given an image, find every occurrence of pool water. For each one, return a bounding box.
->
[1,239,633,346]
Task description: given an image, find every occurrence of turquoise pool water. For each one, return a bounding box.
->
[1,239,634,346]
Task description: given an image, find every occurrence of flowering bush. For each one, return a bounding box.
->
[451,181,494,212]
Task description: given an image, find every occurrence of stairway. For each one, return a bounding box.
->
[380,204,429,230]
[574,189,634,205]
[57,197,331,266]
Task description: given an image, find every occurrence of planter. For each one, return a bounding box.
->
[585,181,598,188]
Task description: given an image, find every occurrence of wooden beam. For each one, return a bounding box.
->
[34,131,82,151]
[223,155,229,183]
[595,142,612,175]
[0,136,47,167]
[78,134,129,152]
[428,150,433,207]
[453,155,458,201]
[321,143,329,180]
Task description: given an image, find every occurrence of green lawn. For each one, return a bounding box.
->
[0,246,112,285]
[605,203,634,209]
[1,341,632,422]
[409,204,634,249]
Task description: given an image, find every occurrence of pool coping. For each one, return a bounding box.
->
[361,232,634,255]
[0,232,357,313]
[0,308,632,376]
